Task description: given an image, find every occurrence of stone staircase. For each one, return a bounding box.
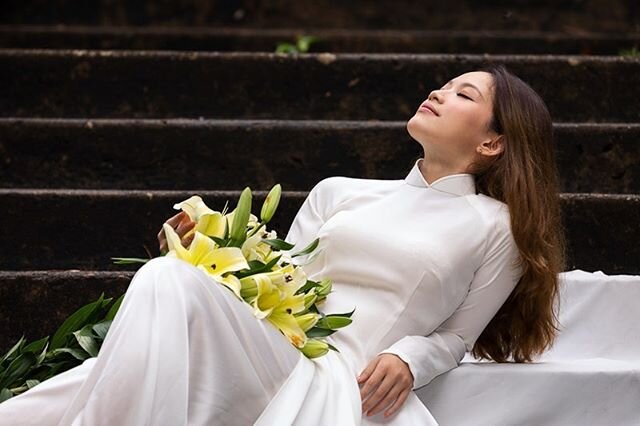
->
[1,0,639,407]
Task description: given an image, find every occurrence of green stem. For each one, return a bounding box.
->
[247,221,266,238]
[10,385,28,394]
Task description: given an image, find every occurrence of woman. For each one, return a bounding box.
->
[0,63,566,425]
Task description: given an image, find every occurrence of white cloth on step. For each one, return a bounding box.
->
[416,268,640,425]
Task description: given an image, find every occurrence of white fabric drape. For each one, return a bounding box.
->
[417,268,640,425]
[0,256,303,425]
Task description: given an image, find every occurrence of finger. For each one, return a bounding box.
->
[366,382,403,417]
[362,374,395,414]
[181,233,194,248]
[359,365,385,401]
[166,211,186,226]
[161,212,185,239]
[175,214,193,229]
[358,356,380,385]
[383,387,411,418]
[175,219,196,236]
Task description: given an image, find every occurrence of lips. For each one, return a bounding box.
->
[420,103,439,116]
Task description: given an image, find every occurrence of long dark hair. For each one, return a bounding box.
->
[465,63,568,362]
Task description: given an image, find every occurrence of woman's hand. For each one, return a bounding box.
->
[357,353,414,418]
[157,211,196,254]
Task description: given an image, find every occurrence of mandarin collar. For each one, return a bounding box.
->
[404,158,476,196]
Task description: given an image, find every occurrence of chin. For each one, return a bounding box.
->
[406,115,429,143]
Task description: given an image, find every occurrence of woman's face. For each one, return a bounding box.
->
[407,71,501,165]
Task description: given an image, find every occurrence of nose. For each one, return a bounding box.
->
[427,90,442,103]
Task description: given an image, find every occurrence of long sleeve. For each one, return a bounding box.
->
[377,209,524,390]
[284,178,333,254]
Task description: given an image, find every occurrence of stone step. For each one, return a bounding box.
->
[2,26,639,55]
[1,118,638,194]
[2,268,639,365]
[1,0,637,32]
[0,189,638,273]
[0,270,132,352]
[1,50,639,122]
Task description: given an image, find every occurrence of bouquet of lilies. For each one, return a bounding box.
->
[0,185,353,404]
[114,185,354,359]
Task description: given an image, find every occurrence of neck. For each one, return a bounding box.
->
[419,155,469,185]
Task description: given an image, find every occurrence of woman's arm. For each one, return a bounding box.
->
[284,179,331,252]
[377,210,524,390]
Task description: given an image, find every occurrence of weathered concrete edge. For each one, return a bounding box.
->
[0,189,637,200]
[1,48,639,62]
[2,25,639,40]
[1,117,639,130]
[0,270,135,279]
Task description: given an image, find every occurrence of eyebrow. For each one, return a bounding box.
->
[442,80,485,100]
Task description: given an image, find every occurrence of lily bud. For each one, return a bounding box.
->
[229,187,252,247]
[260,184,281,223]
[315,278,332,298]
[303,293,317,310]
[239,276,258,301]
[295,312,320,332]
[301,339,330,359]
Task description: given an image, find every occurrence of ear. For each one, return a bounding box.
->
[476,134,504,157]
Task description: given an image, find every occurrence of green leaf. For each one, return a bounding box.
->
[111,257,150,265]
[209,236,227,247]
[315,316,352,330]
[305,327,336,338]
[1,336,26,365]
[275,43,298,54]
[73,325,99,357]
[50,294,106,351]
[104,293,125,322]
[49,347,89,362]
[326,341,339,352]
[0,352,37,390]
[41,359,79,378]
[22,336,49,355]
[263,255,281,270]
[326,308,355,319]
[296,36,318,52]
[262,238,295,251]
[247,259,266,270]
[0,388,13,403]
[292,248,322,266]
[291,238,319,258]
[36,343,49,365]
[44,348,90,366]
[92,320,112,341]
[294,279,320,295]
[25,379,40,389]
[234,257,282,279]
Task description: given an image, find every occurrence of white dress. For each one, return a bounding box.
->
[0,158,524,425]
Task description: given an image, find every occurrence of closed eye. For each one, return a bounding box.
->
[458,93,473,100]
